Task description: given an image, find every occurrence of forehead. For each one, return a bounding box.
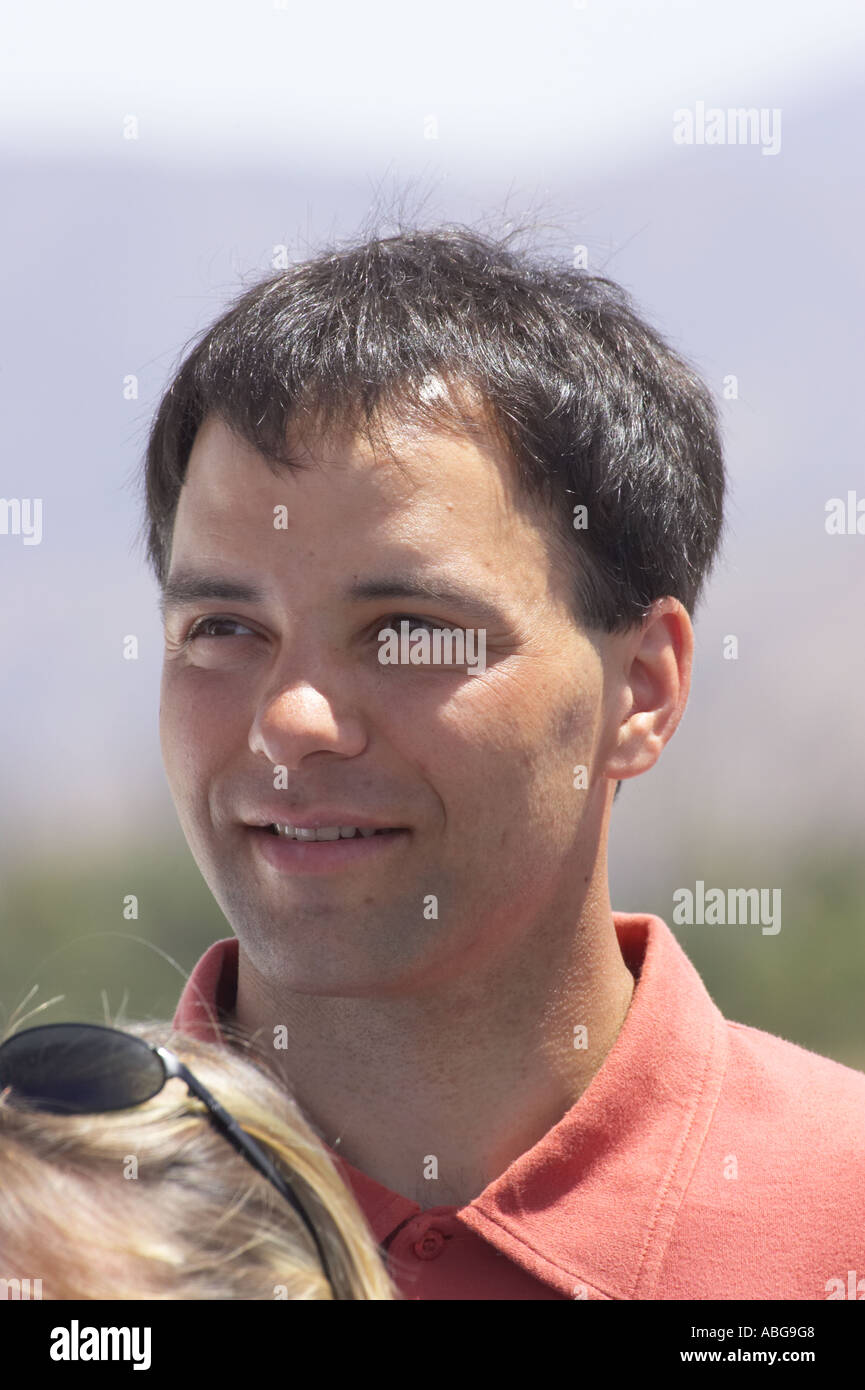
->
[171,413,553,565]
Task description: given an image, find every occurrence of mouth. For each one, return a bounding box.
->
[246,824,410,874]
[263,824,403,841]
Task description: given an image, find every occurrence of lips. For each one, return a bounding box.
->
[266,825,398,840]
[242,810,404,832]
[247,823,410,874]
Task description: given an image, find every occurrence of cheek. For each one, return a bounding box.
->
[158,675,181,771]
[542,650,602,746]
[402,683,548,830]
[550,699,592,750]
[159,670,238,788]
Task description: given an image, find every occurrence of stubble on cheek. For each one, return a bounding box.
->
[550,655,603,759]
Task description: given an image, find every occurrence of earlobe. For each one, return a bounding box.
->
[603,714,662,784]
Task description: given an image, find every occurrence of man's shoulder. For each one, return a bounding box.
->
[702,1013,865,1219]
[721,1014,865,1143]
[655,1014,865,1297]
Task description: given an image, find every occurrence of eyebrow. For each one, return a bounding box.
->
[159,569,509,629]
[159,573,266,621]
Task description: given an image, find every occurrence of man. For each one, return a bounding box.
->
[146,224,865,1300]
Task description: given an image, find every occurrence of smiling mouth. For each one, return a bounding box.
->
[264,825,403,841]
[247,823,410,874]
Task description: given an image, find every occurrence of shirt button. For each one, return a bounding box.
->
[412,1228,446,1260]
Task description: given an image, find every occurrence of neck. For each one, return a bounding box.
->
[233,880,635,1209]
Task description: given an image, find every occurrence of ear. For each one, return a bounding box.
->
[601,597,693,784]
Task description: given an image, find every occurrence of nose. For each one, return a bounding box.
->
[248,680,368,770]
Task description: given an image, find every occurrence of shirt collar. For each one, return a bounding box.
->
[173,913,728,1299]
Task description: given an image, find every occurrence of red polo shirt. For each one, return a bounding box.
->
[172,912,865,1300]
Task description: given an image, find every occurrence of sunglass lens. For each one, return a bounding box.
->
[0,1025,164,1113]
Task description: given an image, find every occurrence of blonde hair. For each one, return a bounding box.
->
[0,1021,398,1300]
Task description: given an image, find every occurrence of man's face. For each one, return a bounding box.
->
[159,412,619,996]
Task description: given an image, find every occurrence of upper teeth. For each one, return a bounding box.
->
[272,825,379,840]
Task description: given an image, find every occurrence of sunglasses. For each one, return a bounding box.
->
[0,1022,337,1298]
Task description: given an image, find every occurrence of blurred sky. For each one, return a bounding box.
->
[0,0,863,907]
[2,0,864,174]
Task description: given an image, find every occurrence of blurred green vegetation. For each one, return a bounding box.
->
[1,834,863,1074]
[0,839,227,1034]
[633,836,865,1074]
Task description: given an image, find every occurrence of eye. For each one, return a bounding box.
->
[186,616,256,642]
[379,614,449,633]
